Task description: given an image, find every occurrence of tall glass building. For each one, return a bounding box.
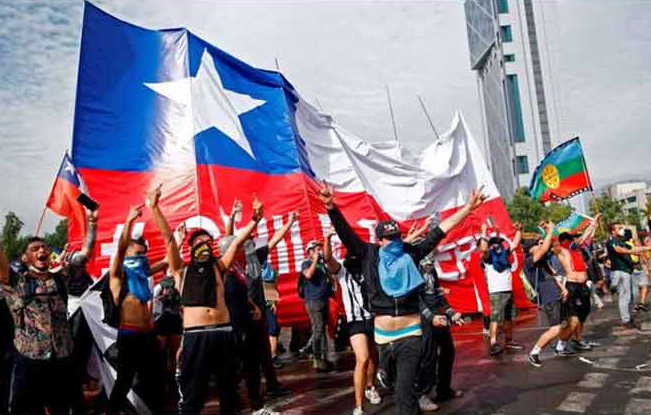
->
[465,0,559,200]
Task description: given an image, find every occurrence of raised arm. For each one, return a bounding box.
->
[224,199,242,237]
[109,205,143,301]
[268,211,298,251]
[320,183,366,257]
[531,221,555,263]
[302,249,321,280]
[147,185,184,275]
[438,188,486,234]
[402,217,432,244]
[218,198,264,272]
[577,214,599,247]
[79,209,98,260]
[323,226,341,274]
[478,223,489,259]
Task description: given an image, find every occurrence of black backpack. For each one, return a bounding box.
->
[99,273,127,328]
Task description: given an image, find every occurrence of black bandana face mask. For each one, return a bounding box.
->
[191,241,214,263]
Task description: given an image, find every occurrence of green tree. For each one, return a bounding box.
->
[588,193,638,240]
[1,212,68,261]
[543,202,573,225]
[44,219,68,251]
[506,187,573,232]
[506,188,545,232]
[1,211,28,261]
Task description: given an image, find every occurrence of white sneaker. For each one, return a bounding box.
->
[353,407,364,415]
[252,406,281,415]
[418,395,439,412]
[365,386,382,405]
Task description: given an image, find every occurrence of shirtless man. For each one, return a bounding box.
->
[320,183,484,415]
[153,194,264,414]
[107,189,165,414]
[556,218,599,353]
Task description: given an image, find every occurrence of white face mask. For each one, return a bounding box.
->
[618,229,626,237]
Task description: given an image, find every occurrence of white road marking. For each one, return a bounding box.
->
[624,398,651,415]
[577,373,609,389]
[595,357,621,369]
[557,392,596,413]
[631,377,651,394]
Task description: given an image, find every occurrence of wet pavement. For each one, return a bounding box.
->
[207,299,651,414]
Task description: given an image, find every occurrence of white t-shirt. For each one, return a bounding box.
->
[485,263,515,294]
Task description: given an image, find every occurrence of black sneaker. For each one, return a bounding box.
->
[571,339,593,351]
[528,354,543,367]
[554,346,576,356]
[489,343,503,356]
[639,304,649,312]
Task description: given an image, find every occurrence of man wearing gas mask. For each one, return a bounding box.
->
[479,223,523,357]
[156,193,264,414]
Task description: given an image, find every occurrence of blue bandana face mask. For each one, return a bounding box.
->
[378,240,424,298]
[123,255,152,303]
[487,245,510,273]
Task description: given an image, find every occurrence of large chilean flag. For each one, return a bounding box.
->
[72,2,531,329]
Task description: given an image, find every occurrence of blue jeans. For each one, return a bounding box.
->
[614,270,634,323]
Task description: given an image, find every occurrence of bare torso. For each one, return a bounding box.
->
[119,294,153,329]
[374,313,421,332]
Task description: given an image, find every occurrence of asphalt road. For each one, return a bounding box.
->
[252,299,651,415]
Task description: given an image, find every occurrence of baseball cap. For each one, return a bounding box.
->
[375,220,401,240]
[306,240,323,252]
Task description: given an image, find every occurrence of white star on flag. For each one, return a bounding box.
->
[63,159,75,175]
[144,49,265,159]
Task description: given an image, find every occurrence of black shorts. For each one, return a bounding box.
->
[566,282,591,324]
[347,319,374,339]
[154,312,183,336]
[542,301,567,327]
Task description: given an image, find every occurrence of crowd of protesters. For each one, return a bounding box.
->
[1,183,651,415]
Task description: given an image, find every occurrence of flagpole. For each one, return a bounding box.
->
[385,85,399,142]
[35,151,68,236]
[417,95,440,140]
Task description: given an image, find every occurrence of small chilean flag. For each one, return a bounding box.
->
[46,152,90,238]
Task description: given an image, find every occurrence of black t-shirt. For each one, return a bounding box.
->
[246,246,269,310]
[181,262,218,307]
[224,272,253,330]
[607,237,633,274]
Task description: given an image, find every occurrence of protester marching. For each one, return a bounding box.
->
[2,2,651,415]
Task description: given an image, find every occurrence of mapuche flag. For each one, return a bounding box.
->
[547,212,593,236]
[529,137,593,203]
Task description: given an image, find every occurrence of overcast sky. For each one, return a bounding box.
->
[1,0,650,233]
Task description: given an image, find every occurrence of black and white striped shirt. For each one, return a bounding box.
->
[335,262,372,323]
